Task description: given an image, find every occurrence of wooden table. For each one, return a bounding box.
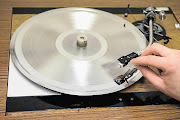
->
[0,0,180,119]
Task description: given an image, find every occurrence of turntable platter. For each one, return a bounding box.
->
[10,8,147,96]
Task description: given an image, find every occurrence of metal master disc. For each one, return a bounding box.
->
[10,8,147,96]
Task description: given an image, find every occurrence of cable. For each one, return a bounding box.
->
[127,4,137,22]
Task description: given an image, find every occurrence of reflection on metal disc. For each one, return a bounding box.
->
[10,8,147,96]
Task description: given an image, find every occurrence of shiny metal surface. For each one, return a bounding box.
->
[149,18,153,48]
[10,8,147,96]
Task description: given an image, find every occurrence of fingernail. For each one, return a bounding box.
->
[134,65,140,69]
[130,60,134,64]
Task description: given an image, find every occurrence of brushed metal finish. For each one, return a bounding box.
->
[10,8,147,96]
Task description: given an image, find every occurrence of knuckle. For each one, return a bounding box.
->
[151,43,159,48]
[152,43,159,46]
[166,61,177,72]
[150,43,160,52]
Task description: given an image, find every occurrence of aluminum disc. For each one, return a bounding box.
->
[10,8,147,96]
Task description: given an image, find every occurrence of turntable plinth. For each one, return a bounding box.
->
[1,2,180,119]
[11,13,180,94]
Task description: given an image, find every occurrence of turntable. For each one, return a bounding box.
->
[7,7,180,112]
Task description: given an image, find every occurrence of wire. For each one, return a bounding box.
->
[127,4,137,22]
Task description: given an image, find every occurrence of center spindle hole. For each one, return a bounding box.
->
[80,36,85,40]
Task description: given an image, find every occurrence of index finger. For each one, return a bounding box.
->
[130,55,168,71]
[142,43,171,57]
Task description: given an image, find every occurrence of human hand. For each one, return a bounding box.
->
[130,43,180,101]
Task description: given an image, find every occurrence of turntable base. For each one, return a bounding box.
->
[1,3,180,120]
[9,8,180,98]
[5,7,180,113]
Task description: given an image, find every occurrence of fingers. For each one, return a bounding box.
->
[142,43,171,57]
[130,55,168,71]
[136,65,165,91]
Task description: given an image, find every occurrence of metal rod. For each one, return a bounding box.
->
[147,18,153,48]
[153,37,159,44]
[136,18,154,56]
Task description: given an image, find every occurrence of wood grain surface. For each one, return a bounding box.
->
[0,0,180,119]
[4,105,180,120]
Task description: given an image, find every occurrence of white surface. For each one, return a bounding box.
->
[7,56,61,97]
[175,23,180,29]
